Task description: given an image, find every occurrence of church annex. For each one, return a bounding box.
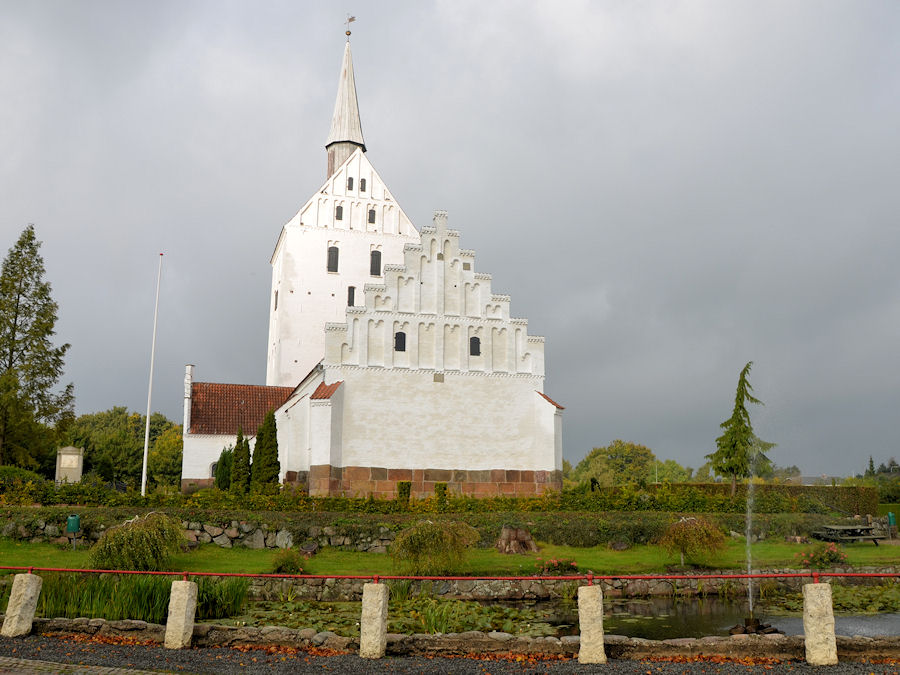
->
[181,39,563,497]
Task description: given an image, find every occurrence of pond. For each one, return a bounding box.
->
[501,597,900,640]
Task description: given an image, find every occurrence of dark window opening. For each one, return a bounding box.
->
[463,262,471,270]
[335,205,343,220]
[347,177,354,190]
[470,336,481,356]
[347,286,355,306]
[370,250,382,276]
[360,178,367,192]
[368,209,376,224]
[327,246,339,273]
[274,290,278,310]
[211,462,217,479]
[394,331,406,352]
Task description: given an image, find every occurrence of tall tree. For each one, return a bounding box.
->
[0,225,73,467]
[214,445,233,490]
[148,424,183,489]
[706,361,773,495]
[250,410,280,491]
[230,427,250,495]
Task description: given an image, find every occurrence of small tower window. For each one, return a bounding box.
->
[368,209,376,224]
[335,205,343,221]
[347,286,355,306]
[327,246,339,273]
[470,336,481,356]
[347,177,354,190]
[370,250,382,276]
[394,331,406,352]
[360,178,367,192]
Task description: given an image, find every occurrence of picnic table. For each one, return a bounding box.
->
[812,524,886,546]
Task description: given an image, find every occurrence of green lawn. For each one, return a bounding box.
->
[2,537,897,578]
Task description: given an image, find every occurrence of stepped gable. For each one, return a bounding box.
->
[189,382,293,435]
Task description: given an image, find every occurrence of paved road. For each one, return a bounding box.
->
[1,636,899,674]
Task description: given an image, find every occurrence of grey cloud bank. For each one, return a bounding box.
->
[1,0,898,476]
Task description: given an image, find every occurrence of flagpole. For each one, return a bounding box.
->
[141,253,164,496]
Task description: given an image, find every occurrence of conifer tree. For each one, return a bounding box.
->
[230,427,250,495]
[706,362,773,495]
[0,225,73,467]
[250,410,280,491]
[214,445,233,490]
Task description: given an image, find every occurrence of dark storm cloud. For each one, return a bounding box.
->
[1,0,898,475]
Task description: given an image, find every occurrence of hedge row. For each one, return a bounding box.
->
[0,472,878,516]
[0,506,840,549]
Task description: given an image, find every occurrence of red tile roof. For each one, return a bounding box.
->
[536,391,565,410]
[189,382,293,435]
[311,381,343,399]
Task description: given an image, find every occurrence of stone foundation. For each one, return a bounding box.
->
[308,464,563,498]
[12,617,900,662]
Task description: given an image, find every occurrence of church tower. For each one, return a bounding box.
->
[266,39,420,387]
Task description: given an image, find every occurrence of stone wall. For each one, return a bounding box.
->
[248,566,900,603]
[13,616,900,662]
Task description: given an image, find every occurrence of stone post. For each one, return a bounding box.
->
[1,573,42,638]
[164,580,198,649]
[803,582,838,666]
[359,582,389,659]
[577,584,607,664]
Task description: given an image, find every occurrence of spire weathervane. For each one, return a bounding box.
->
[345,14,355,39]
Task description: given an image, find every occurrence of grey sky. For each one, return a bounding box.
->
[2,1,898,477]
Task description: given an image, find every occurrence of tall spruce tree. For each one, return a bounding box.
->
[706,361,773,495]
[250,410,279,491]
[215,445,233,490]
[0,225,73,467]
[230,427,250,495]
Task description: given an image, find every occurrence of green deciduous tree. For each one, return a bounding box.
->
[250,410,279,491]
[706,362,774,495]
[659,516,725,567]
[148,424,183,489]
[571,440,655,486]
[215,445,233,490]
[0,225,73,468]
[64,407,176,485]
[229,427,250,495]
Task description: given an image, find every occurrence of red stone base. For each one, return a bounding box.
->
[307,465,563,498]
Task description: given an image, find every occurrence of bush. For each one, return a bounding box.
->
[88,512,184,571]
[391,520,479,575]
[795,542,848,569]
[0,466,52,505]
[535,557,580,575]
[658,516,725,567]
[271,548,304,575]
[397,481,411,506]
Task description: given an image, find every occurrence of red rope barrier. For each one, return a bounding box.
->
[1,565,897,583]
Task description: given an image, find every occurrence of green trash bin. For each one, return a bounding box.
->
[889,512,896,527]
[66,514,80,534]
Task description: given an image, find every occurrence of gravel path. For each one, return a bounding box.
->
[1,636,899,674]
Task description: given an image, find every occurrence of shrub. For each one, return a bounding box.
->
[658,516,725,567]
[88,512,184,571]
[271,548,304,575]
[397,481,411,506]
[535,557,580,575]
[795,542,848,569]
[391,520,479,575]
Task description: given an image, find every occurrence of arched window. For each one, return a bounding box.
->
[327,246,339,273]
[394,331,406,352]
[368,209,376,224]
[335,204,343,221]
[347,177,354,191]
[347,286,355,306]
[360,178,367,192]
[210,462,218,479]
[370,250,382,276]
[469,336,481,356]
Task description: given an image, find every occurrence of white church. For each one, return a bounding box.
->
[181,39,563,498]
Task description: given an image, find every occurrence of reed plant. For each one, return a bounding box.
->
[34,573,249,624]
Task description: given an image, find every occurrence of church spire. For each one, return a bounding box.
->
[325,39,366,178]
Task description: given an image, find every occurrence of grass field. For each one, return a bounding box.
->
[2,537,897,578]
